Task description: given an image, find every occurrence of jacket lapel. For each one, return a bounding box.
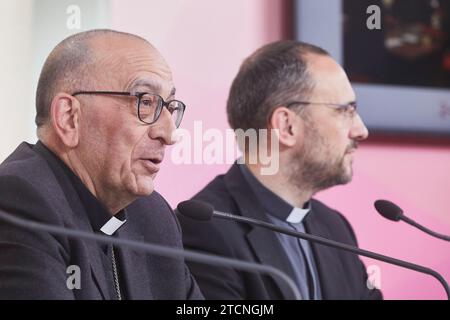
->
[224,164,300,299]
[70,210,112,299]
[115,219,151,300]
[304,202,346,300]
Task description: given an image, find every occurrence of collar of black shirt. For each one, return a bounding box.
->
[238,162,311,223]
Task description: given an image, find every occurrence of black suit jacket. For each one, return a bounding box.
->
[0,142,202,300]
[178,164,382,300]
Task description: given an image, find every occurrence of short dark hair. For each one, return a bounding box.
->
[226,40,329,131]
[35,29,149,128]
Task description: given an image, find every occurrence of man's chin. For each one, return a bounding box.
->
[340,174,352,185]
[338,157,354,183]
[135,187,155,197]
[326,166,353,188]
[339,166,353,185]
[130,176,156,197]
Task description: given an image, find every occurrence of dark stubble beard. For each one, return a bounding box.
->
[287,119,356,193]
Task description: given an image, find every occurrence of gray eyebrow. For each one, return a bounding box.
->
[129,79,176,99]
[129,79,161,93]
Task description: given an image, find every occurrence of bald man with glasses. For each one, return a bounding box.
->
[0,29,201,300]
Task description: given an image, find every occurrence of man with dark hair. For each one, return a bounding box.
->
[0,29,202,299]
[179,40,382,300]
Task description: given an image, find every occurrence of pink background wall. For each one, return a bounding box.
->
[111,0,450,299]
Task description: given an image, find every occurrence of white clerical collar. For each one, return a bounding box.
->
[286,202,311,224]
[100,216,127,236]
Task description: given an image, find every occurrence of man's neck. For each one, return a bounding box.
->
[44,141,132,215]
[65,153,134,215]
[246,163,313,209]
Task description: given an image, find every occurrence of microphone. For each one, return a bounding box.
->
[177,200,450,300]
[374,199,450,242]
[0,209,301,300]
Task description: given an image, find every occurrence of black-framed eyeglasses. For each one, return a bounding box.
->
[72,91,186,128]
[286,101,358,118]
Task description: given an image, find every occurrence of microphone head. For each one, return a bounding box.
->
[374,199,404,222]
[177,200,214,222]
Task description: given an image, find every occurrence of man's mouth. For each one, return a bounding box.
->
[140,157,163,173]
[146,157,162,164]
[346,141,359,154]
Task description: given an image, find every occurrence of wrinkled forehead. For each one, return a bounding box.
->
[306,54,355,102]
[91,36,175,97]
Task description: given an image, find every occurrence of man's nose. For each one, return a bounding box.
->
[350,113,369,141]
[148,108,177,145]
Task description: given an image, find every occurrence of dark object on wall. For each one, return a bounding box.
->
[293,0,450,140]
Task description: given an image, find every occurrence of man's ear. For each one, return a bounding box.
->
[50,93,81,148]
[269,107,304,148]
